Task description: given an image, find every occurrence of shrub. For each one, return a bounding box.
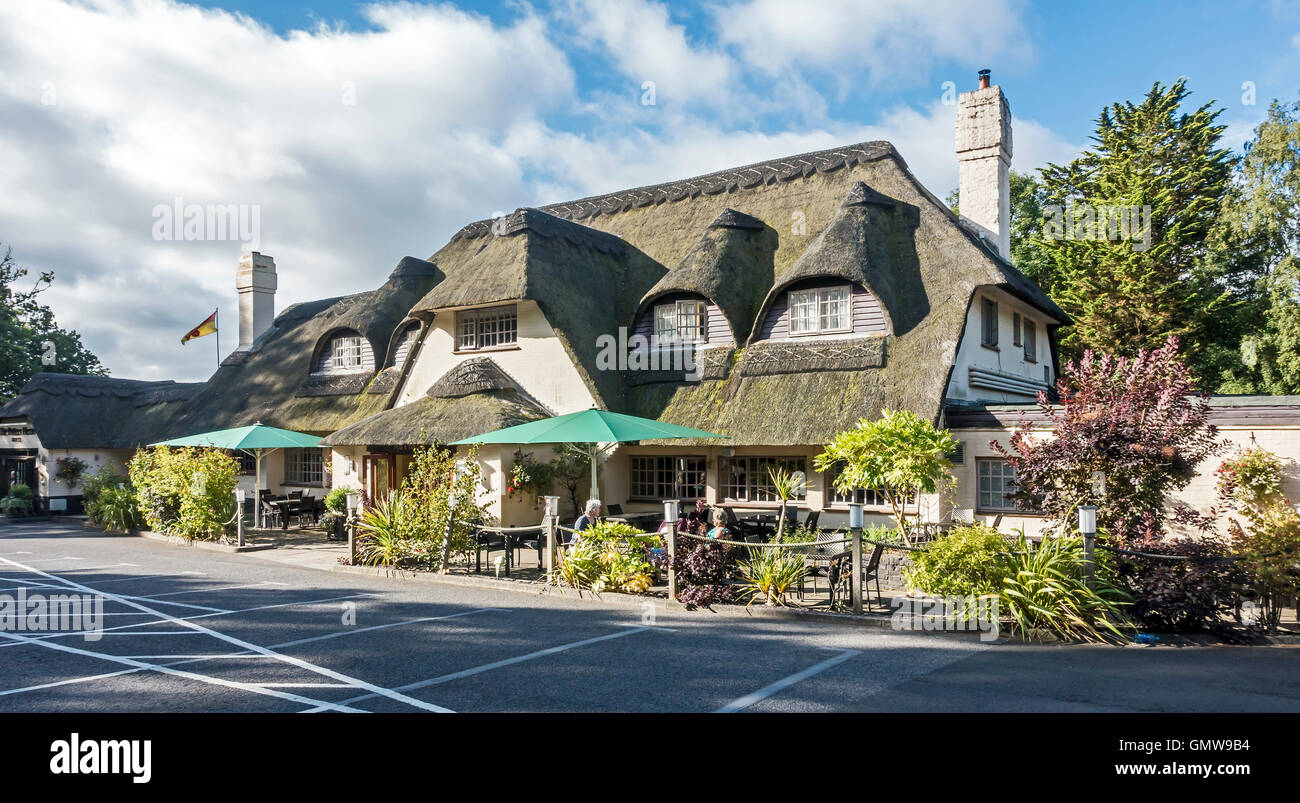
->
[94,484,139,533]
[399,445,493,571]
[1115,533,1246,634]
[999,535,1130,642]
[815,409,959,545]
[127,447,237,540]
[736,546,808,607]
[993,337,1224,542]
[354,492,414,567]
[320,487,350,531]
[555,520,660,593]
[903,524,1012,597]
[1228,502,1300,633]
[670,536,736,606]
[82,465,136,528]
[1,483,33,516]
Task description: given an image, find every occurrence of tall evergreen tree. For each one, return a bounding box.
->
[1036,79,1237,386]
[1215,97,1300,394]
[0,244,107,402]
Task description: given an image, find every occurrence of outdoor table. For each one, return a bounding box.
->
[267,499,295,531]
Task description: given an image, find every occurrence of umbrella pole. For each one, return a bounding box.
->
[588,444,600,502]
[255,451,262,529]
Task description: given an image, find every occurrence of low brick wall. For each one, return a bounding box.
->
[877,551,911,590]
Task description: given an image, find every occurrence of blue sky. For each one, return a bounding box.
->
[0,0,1296,382]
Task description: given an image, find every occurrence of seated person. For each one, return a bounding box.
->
[570,499,601,544]
[705,508,730,540]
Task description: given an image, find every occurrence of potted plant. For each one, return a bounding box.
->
[321,487,350,541]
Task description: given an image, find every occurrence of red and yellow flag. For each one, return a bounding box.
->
[181,310,218,344]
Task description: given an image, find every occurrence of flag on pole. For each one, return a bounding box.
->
[182,309,218,344]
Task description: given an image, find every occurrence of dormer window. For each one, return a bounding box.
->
[390,322,420,367]
[788,284,850,335]
[457,305,517,351]
[313,329,373,375]
[653,299,707,343]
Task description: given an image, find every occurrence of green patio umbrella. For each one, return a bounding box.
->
[451,408,726,502]
[152,422,323,528]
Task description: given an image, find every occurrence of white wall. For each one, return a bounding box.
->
[946,287,1059,404]
[396,299,596,415]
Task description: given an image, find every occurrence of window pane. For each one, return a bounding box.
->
[819,286,850,331]
[1023,320,1036,361]
[654,305,676,343]
[678,301,706,342]
[788,290,818,334]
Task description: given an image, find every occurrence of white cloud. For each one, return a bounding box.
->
[556,0,737,109]
[0,0,1072,386]
[0,0,574,380]
[712,0,1033,90]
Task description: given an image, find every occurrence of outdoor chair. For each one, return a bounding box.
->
[258,498,281,529]
[512,527,544,568]
[860,543,885,611]
[474,528,509,574]
[806,529,850,596]
[802,510,820,532]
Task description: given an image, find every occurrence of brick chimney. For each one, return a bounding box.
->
[236,251,276,350]
[955,68,1013,259]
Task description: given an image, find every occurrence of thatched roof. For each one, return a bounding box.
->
[0,373,201,449]
[637,208,777,343]
[413,208,665,408]
[409,141,1070,445]
[320,391,550,447]
[163,256,442,437]
[620,172,1067,444]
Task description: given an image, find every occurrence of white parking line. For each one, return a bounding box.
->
[715,648,861,713]
[0,556,454,713]
[0,629,364,713]
[306,626,653,713]
[89,571,207,586]
[139,582,287,599]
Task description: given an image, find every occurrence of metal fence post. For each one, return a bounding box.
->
[1079,505,1097,591]
[666,522,678,603]
[849,502,864,615]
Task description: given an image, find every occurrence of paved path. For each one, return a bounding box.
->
[1,520,1297,713]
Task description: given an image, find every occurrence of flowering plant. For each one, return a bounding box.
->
[55,456,89,489]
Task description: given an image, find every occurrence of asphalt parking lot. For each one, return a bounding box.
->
[2,520,1298,713]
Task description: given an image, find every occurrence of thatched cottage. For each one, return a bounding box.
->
[4,72,1297,528]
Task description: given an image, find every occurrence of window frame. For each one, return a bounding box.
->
[455,305,519,352]
[628,455,707,501]
[284,448,326,487]
[1022,318,1038,362]
[976,458,1020,513]
[980,298,999,348]
[718,456,809,503]
[825,464,913,509]
[787,284,852,337]
[652,299,708,344]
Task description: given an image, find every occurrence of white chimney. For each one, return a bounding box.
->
[236,251,276,350]
[956,68,1013,260]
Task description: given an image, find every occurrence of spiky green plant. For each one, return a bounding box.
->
[998,535,1131,642]
[354,492,413,567]
[737,546,808,607]
[767,466,808,543]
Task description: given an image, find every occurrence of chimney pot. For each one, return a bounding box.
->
[978,68,991,89]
